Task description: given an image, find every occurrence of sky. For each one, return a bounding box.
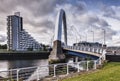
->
[0,0,120,46]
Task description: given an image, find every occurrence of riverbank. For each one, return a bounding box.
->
[0,52,50,60]
[62,62,120,81]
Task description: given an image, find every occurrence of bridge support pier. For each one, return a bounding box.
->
[49,40,65,61]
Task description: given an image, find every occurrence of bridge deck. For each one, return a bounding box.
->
[64,48,101,57]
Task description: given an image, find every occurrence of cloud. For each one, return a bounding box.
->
[0,0,119,45]
[53,1,117,45]
[0,0,66,44]
[97,19,110,27]
[102,5,120,20]
[0,35,6,42]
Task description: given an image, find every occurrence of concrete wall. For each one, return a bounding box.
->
[106,55,120,62]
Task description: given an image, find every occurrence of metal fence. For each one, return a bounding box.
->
[63,46,104,54]
[0,60,97,81]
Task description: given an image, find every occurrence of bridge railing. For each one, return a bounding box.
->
[0,60,97,81]
[63,46,104,54]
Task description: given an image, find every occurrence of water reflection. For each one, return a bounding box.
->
[0,59,49,80]
[0,61,9,71]
[0,59,48,70]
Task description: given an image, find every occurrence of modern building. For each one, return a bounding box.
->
[106,47,120,55]
[73,41,102,47]
[7,12,41,51]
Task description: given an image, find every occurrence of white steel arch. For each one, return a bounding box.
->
[54,9,67,45]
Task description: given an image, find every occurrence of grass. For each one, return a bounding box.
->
[62,62,120,81]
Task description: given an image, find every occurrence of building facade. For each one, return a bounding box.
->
[7,12,41,51]
[73,41,102,47]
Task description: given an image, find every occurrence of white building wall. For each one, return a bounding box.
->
[7,13,41,51]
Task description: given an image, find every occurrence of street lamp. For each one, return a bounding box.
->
[50,34,54,47]
[75,35,78,43]
[70,25,78,43]
[102,29,106,45]
[84,32,87,42]
[91,31,94,42]
[79,34,82,42]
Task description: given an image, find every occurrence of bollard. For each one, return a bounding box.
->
[77,62,80,72]
[86,61,89,71]
[94,60,97,69]
[53,65,56,77]
[99,58,102,65]
[17,69,20,81]
[67,64,69,75]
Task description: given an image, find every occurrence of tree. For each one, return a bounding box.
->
[0,44,7,49]
[27,47,33,51]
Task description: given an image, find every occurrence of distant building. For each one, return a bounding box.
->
[106,47,120,55]
[73,41,102,47]
[7,12,41,51]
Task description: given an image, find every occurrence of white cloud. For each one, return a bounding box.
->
[0,34,6,43]
[0,0,119,46]
[54,2,116,45]
[102,5,120,21]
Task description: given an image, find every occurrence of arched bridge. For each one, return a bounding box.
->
[49,9,106,64]
[63,45,106,60]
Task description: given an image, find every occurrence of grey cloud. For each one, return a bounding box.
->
[39,20,54,29]
[19,0,67,17]
[0,0,118,45]
[87,15,99,24]
[79,14,109,27]
[105,28,116,40]
[22,0,88,35]
[90,16,110,27]
[69,1,87,19]
[75,1,87,14]
[93,22,116,37]
[23,18,54,35]
[0,0,67,15]
[0,0,18,13]
[103,6,116,16]
[38,28,48,34]
[58,1,115,43]
[98,19,110,27]
[25,19,54,29]
[0,0,64,35]
[86,25,116,43]
[102,5,120,20]
[81,18,116,42]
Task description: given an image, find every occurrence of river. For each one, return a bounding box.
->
[0,59,48,71]
[0,57,79,80]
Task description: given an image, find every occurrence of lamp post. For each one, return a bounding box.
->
[102,29,106,45]
[76,35,77,43]
[84,32,87,42]
[50,34,54,47]
[70,25,78,43]
[91,31,94,42]
[79,35,82,42]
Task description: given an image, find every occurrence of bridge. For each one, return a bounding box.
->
[0,9,107,81]
[49,9,106,64]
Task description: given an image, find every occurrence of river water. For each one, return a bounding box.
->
[0,58,78,80]
[0,59,48,71]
